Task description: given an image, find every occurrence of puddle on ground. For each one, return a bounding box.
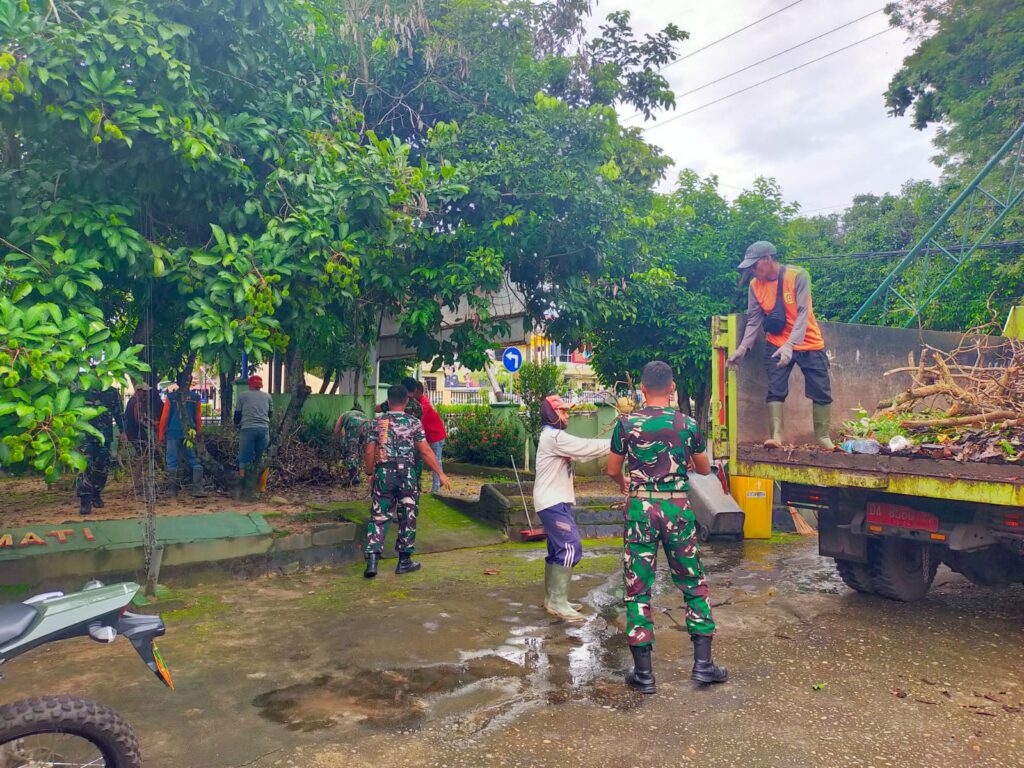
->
[254,656,531,731]
[255,539,834,739]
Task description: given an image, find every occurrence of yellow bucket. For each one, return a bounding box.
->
[729,476,773,539]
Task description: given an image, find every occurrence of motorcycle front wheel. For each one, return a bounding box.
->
[0,696,141,768]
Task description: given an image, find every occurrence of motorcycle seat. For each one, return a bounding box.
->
[0,603,39,646]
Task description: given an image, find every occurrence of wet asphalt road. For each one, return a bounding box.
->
[2,537,1023,767]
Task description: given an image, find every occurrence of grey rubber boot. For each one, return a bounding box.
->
[191,464,208,496]
[543,561,581,611]
[812,403,835,450]
[764,402,785,448]
[544,564,585,622]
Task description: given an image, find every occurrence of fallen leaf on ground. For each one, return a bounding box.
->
[483,569,499,575]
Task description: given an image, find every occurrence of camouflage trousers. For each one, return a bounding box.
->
[76,435,111,500]
[340,427,367,486]
[340,448,363,485]
[623,496,716,646]
[364,462,420,555]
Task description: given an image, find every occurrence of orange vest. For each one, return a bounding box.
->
[751,267,825,351]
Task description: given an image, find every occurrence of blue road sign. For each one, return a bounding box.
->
[501,347,523,373]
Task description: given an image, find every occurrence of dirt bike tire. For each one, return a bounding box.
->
[0,695,141,768]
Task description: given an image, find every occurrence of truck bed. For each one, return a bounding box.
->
[738,444,1024,484]
[734,443,1024,507]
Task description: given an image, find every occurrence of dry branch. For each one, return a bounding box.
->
[900,410,1020,429]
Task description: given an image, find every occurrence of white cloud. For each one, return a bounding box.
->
[592,0,940,210]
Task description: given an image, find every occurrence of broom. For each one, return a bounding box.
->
[788,505,817,536]
[510,454,546,541]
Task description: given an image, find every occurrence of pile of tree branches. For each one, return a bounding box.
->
[877,318,1023,430]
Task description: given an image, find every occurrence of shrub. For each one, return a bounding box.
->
[298,412,341,460]
[445,408,522,467]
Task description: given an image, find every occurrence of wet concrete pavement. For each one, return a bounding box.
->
[2,537,1023,767]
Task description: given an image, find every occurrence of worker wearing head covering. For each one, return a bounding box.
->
[234,374,273,492]
[533,394,612,621]
[728,240,834,449]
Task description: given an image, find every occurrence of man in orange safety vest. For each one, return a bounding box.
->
[727,240,834,450]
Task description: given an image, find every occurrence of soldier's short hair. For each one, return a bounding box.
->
[387,384,409,407]
[641,361,674,394]
[402,376,423,396]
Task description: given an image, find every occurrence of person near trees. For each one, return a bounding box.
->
[607,361,728,695]
[415,383,447,493]
[235,374,273,493]
[362,384,451,579]
[377,376,423,419]
[76,384,125,516]
[157,383,204,495]
[334,405,371,486]
[727,240,835,450]
[533,394,610,621]
[123,381,154,452]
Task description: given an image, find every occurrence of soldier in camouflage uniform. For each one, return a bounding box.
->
[363,384,451,578]
[334,407,371,486]
[377,377,425,486]
[607,360,728,694]
[76,386,125,516]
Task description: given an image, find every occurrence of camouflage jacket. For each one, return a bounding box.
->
[377,397,423,420]
[610,406,706,492]
[368,411,425,465]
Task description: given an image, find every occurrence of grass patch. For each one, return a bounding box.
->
[0,584,32,598]
[769,531,805,544]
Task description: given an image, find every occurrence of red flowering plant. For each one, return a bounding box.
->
[444,408,522,467]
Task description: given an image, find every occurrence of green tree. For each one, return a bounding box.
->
[515,361,564,442]
[885,0,1024,169]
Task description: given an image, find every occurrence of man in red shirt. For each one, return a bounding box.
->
[414,381,447,493]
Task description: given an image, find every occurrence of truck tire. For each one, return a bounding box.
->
[868,538,939,602]
[834,558,874,594]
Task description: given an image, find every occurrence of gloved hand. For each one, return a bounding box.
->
[772,343,794,368]
[726,347,748,369]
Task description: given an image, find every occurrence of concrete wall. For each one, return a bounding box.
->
[735,318,1009,445]
[268,393,379,425]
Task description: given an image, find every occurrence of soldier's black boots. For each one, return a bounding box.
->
[691,634,728,684]
[78,496,92,516]
[395,552,421,575]
[92,493,105,509]
[363,553,379,579]
[625,644,656,694]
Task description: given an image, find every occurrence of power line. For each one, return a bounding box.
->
[662,0,808,71]
[627,6,887,121]
[791,239,1024,262]
[640,27,895,132]
[622,0,810,122]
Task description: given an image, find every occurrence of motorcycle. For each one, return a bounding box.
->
[0,580,172,768]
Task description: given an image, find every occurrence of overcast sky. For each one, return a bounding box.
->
[590,0,940,213]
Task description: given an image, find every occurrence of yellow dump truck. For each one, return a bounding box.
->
[711,310,1024,601]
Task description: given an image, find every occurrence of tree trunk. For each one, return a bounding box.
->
[318,366,334,394]
[675,379,692,416]
[220,371,233,426]
[694,380,712,436]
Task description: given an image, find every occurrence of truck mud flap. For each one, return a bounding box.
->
[819,508,868,562]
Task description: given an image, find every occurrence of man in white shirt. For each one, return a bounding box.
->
[534,395,611,621]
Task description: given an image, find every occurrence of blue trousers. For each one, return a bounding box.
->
[537,502,583,567]
[165,439,197,473]
[238,427,270,471]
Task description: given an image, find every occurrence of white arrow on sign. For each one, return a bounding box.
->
[503,348,522,371]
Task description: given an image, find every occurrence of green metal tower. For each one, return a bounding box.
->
[851,121,1024,325]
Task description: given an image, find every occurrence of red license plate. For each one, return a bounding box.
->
[866,502,938,532]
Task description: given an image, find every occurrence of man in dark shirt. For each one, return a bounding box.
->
[77,385,125,515]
